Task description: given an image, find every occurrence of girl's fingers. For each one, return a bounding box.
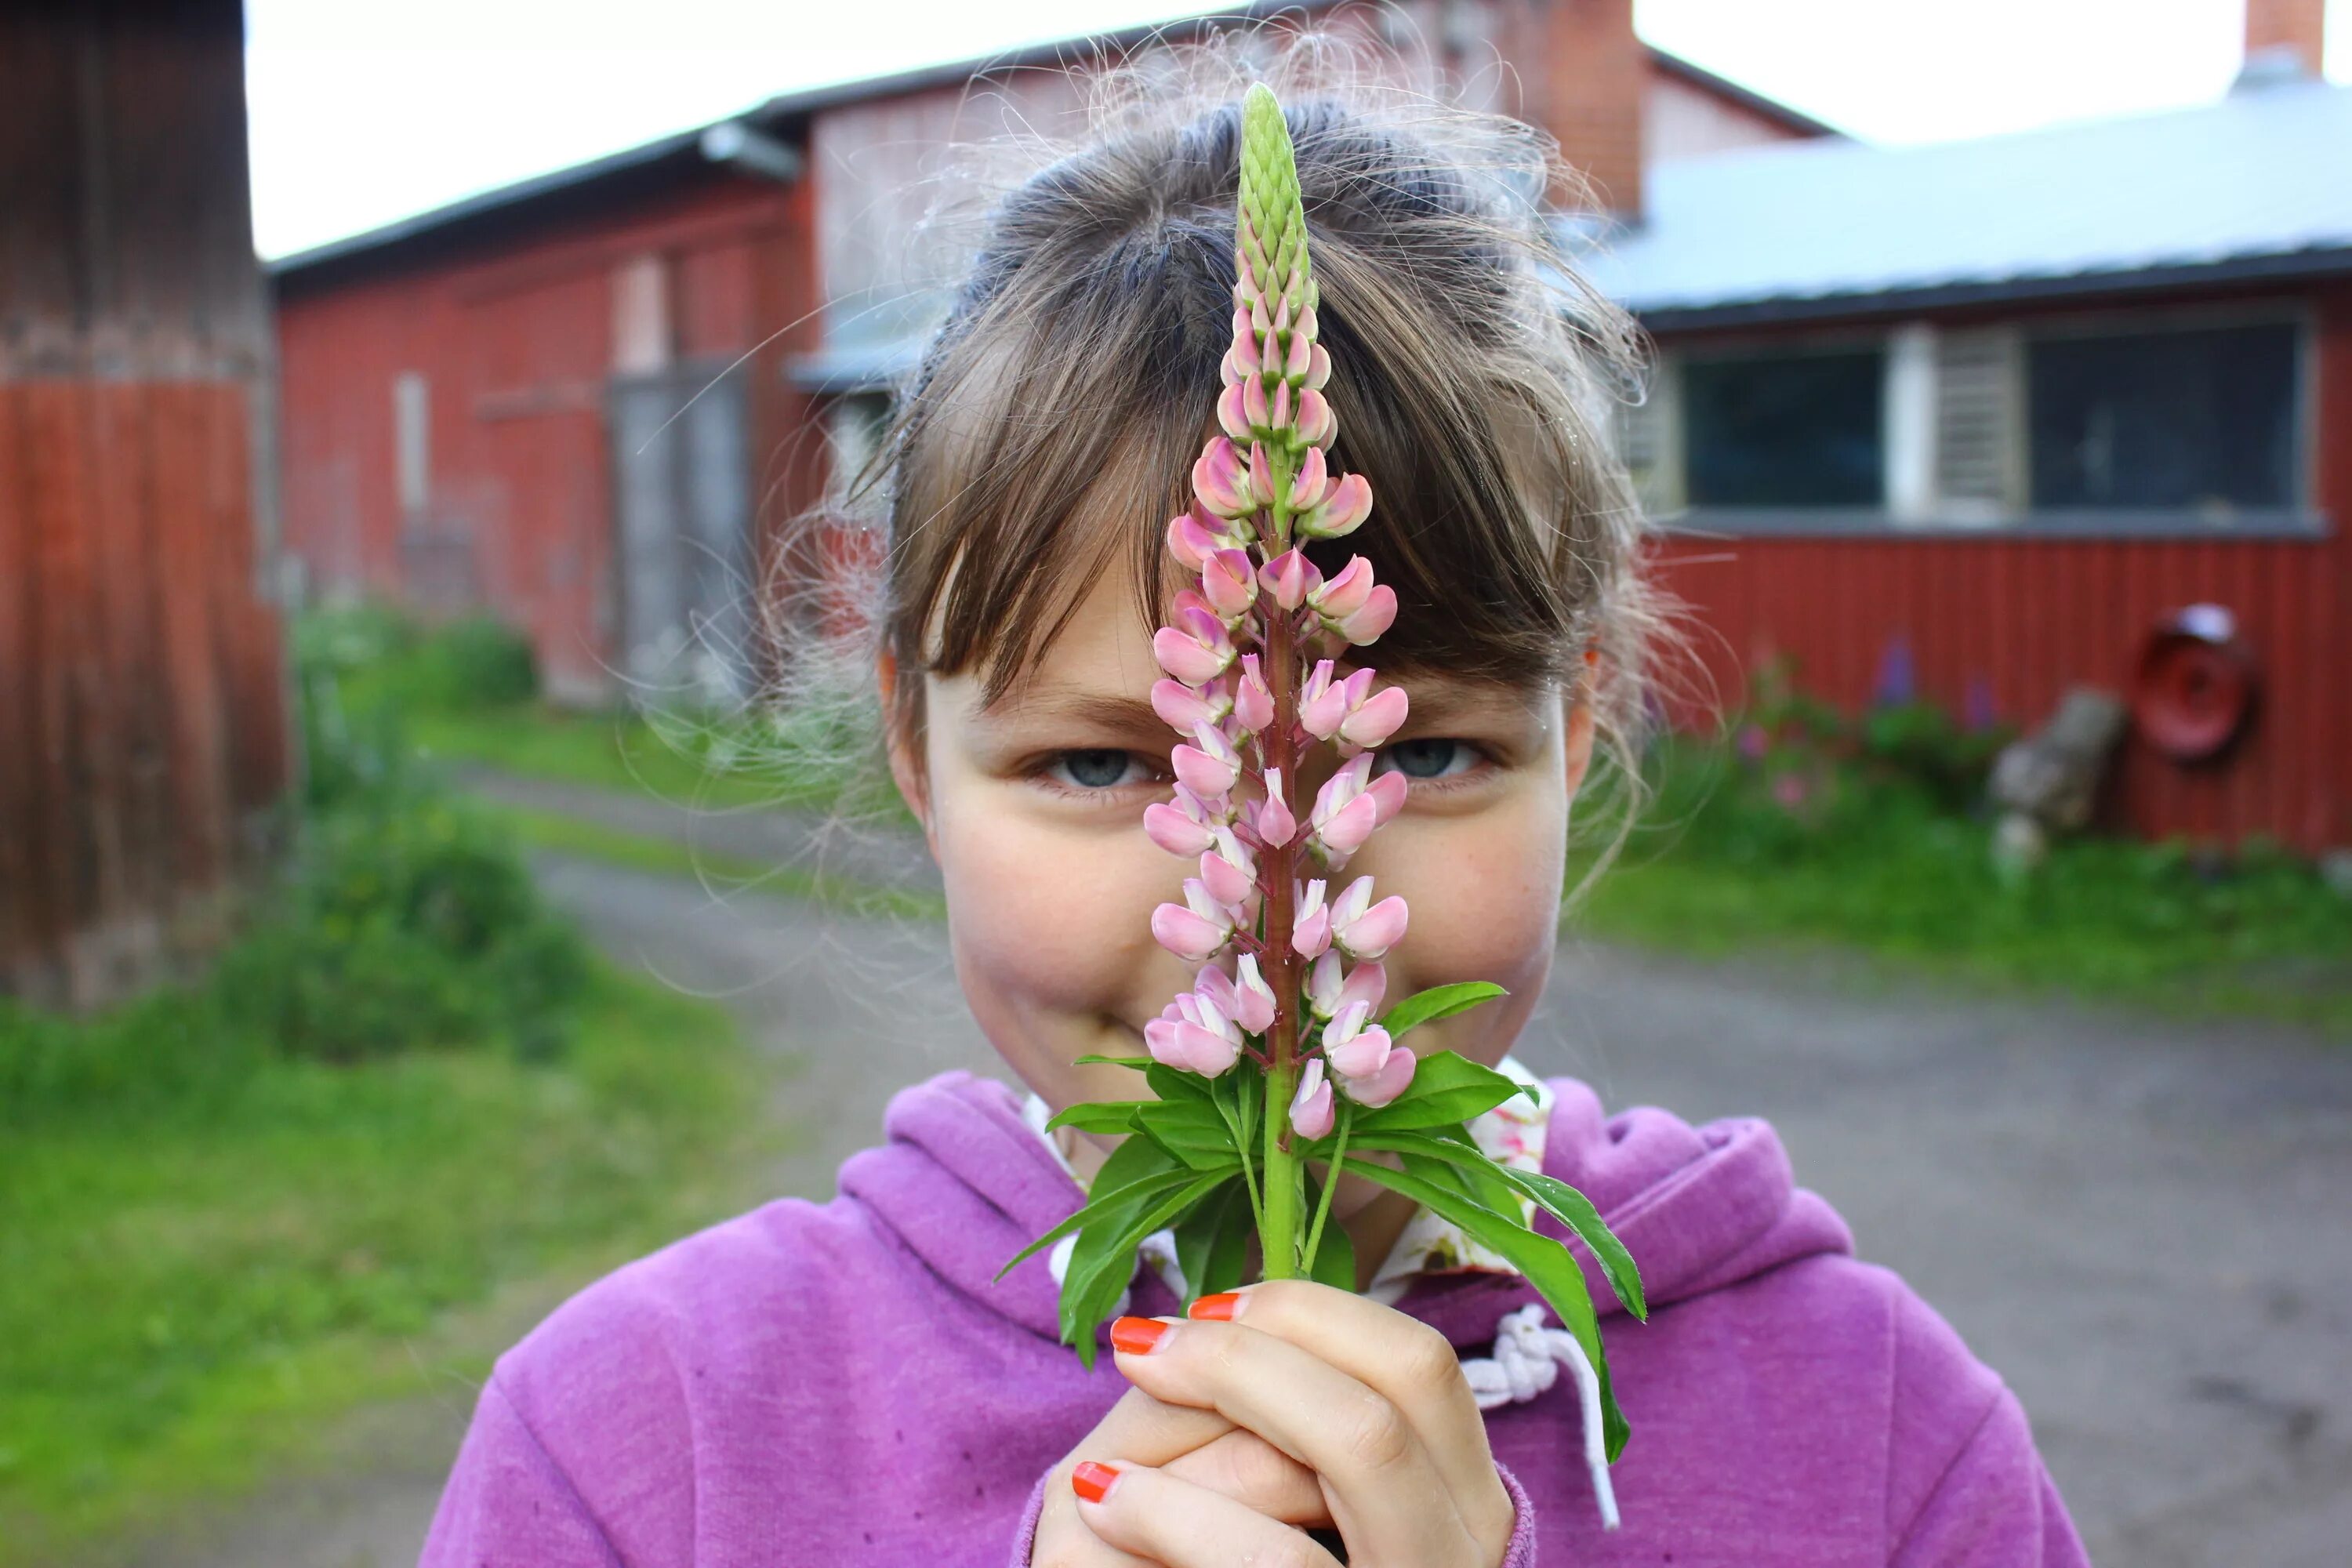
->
[1108,1313,1478,1561]
[1030,1388,1239,1568]
[1070,1460,1344,1568]
[1188,1279,1509,1534]
[1160,1427,1332,1526]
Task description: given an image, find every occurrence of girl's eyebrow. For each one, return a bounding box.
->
[983,691,1167,731]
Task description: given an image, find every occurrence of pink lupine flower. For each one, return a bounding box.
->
[1145,1004,1243,1078]
[1338,684,1409,750]
[1292,878,1331,960]
[1247,441,1279,509]
[1192,437,1253,519]
[1259,550,1320,612]
[1305,342,1331,392]
[1217,382,1251,443]
[1287,1057,1334,1139]
[1240,373,1272,434]
[1300,663,1374,742]
[1172,720,1241,797]
[1307,952,1386,1021]
[1230,954,1278,1034]
[1289,445,1329,512]
[1150,878,1233,962]
[1336,1045,1416,1109]
[1322,1000,1393,1080]
[1143,783,1221,858]
[1309,753,1400,862]
[1328,875,1409,961]
[1252,769,1298,848]
[1153,605,1234,686]
[1151,677,1230,733]
[1308,557,1375,623]
[1200,549,1258,622]
[1199,826,1256,908]
[1165,507,1230,571]
[1295,472,1373,541]
[1297,387,1335,447]
[1330,583,1398,646]
[1232,655,1275,732]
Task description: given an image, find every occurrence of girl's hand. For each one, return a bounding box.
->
[1029,1383,1332,1566]
[1073,1280,1518,1567]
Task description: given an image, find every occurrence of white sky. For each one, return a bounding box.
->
[245,0,2350,259]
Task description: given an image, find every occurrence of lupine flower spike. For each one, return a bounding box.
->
[999,85,1646,1522]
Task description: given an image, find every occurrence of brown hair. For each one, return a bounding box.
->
[778,27,1667,875]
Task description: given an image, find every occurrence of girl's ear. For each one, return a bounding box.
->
[875,648,935,839]
[1563,648,1600,800]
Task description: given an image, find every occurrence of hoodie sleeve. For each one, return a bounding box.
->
[1004,1457,1539,1566]
[418,1374,622,1568]
[1884,1283,2089,1567]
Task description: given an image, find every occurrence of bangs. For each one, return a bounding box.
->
[891,217,1588,709]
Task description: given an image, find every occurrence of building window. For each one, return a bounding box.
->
[393,371,430,516]
[1680,347,1884,506]
[2026,321,2299,510]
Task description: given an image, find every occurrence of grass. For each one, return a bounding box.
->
[0,967,782,1560]
[1569,739,2352,1036]
[408,704,831,815]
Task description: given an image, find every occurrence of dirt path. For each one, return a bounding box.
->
[119,779,2352,1566]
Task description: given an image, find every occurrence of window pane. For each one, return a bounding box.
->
[1682,349,1884,506]
[2027,322,2299,510]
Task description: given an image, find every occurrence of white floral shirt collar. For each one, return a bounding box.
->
[1018,1054,1553,1306]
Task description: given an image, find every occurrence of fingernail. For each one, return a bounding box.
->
[1188,1291,1247,1322]
[1110,1316,1173,1356]
[1072,1460,1123,1504]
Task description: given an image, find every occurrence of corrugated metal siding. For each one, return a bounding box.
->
[1653,290,2351,849]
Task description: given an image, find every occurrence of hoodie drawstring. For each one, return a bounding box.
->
[1459,1304,1621,1531]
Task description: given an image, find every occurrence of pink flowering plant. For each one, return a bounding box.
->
[997,85,1644,1463]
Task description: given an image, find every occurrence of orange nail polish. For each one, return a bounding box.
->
[1188,1291,1246,1322]
[1072,1461,1122,1504]
[1110,1316,1171,1355]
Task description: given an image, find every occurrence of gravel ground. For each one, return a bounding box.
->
[112,780,2352,1566]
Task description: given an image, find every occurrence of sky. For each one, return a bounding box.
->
[245,0,2350,260]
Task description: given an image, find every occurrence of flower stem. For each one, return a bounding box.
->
[1258,496,1303,1280]
[1301,1102,1352,1279]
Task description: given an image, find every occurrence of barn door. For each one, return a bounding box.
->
[608,364,753,703]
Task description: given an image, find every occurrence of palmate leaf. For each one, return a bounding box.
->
[994,1126,1189,1280]
[1302,1164,1356,1291]
[1062,1171,1231,1368]
[1071,1054,1155,1069]
[1339,1153,1632,1461]
[1380,982,1508,1037]
[1044,1101,1149,1136]
[1172,1179,1254,1306]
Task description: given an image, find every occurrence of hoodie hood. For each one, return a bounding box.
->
[838,1069,1853,1351]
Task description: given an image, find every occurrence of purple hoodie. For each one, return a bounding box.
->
[420,1069,2089,1566]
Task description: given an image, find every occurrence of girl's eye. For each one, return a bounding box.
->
[1044,749,1157,791]
[1372,737,1481,781]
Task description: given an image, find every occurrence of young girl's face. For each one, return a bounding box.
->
[888,562,1594,1210]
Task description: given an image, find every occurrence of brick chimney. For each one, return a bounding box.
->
[2241,0,2326,81]
[1536,0,1646,218]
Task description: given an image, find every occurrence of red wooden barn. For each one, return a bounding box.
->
[2,0,290,1007]
[270,0,2349,850]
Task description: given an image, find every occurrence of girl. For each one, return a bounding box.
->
[420,35,2088,1568]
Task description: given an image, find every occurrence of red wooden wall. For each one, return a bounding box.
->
[275,172,823,703]
[1652,284,2352,851]
[1,2,289,1006]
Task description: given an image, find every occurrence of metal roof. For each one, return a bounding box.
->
[1570,78,2352,329]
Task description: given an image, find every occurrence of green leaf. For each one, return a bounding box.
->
[1043,1101,1147,1135]
[1380,982,1508,1037]
[1494,1168,1647,1322]
[1134,1098,1246,1172]
[1340,1155,1630,1461]
[1302,1166,1356,1291]
[1172,1181,1255,1305]
[1062,1172,1231,1368]
[1145,1062,1214,1105]
[994,1132,1188,1282]
[991,1164,1199,1282]
[1071,1054,1155,1069]
[1350,1051,1534,1134]
[1346,1130,1529,1218]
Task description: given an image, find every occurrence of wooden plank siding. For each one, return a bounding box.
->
[1650,281,2352,851]
[1,2,289,1006]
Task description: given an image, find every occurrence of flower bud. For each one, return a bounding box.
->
[1296,387,1336,447]
[1336,1045,1416,1108]
[1292,878,1331,960]
[1295,472,1373,541]
[1171,720,1241,797]
[1152,605,1235,686]
[1217,382,1251,443]
[1200,548,1258,622]
[1165,509,1227,572]
[1254,768,1298,848]
[1198,827,1255,907]
[1150,677,1228,733]
[1309,557,1374,621]
[1231,954,1279,1034]
[1333,584,1398,646]
[1308,953,1387,1021]
[1288,1057,1335,1139]
[1258,549,1319,612]
[1329,875,1409,961]
[1192,437,1253,520]
[1232,654,1275,732]
[1247,441,1278,509]
[1338,684,1410,750]
[1290,445,1329,513]
[1143,787,1219,857]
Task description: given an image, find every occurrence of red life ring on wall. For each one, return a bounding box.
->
[2131,604,2257,764]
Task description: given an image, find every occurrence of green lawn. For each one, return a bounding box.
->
[0,969,782,1560]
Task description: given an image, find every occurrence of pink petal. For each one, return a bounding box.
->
[1242,373,1271,433]
[1306,343,1331,392]
[1151,903,1228,963]
[1254,788,1298,850]
[1201,549,1257,619]
[1306,951,1348,1017]
[1312,557,1374,620]
[1199,844,1253,907]
[1173,1021,1242,1077]
[1232,656,1275,732]
[1300,681,1350,740]
[1149,677,1221,732]
[1143,801,1216,857]
[1247,441,1277,508]
[1270,379,1291,432]
[1297,387,1335,447]
[1300,473,1373,540]
[1341,1046,1416,1109]
[1314,791,1381,858]
[1171,743,1239,798]
[1217,383,1251,443]
[1292,905,1331,960]
[1192,437,1250,519]
[1366,771,1409,825]
[1335,894,1410,961]
[1153,629,1228,687]
[1338,585,1398,645]
[1288,1061,1334,1139]
[1338,960,1388,1018]
[1326,1024,1392,1080]
[1290,446,1327,512]
[1231,956,1277,1034]
[1284,324,1313,380]
[1338,685,1410,750]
